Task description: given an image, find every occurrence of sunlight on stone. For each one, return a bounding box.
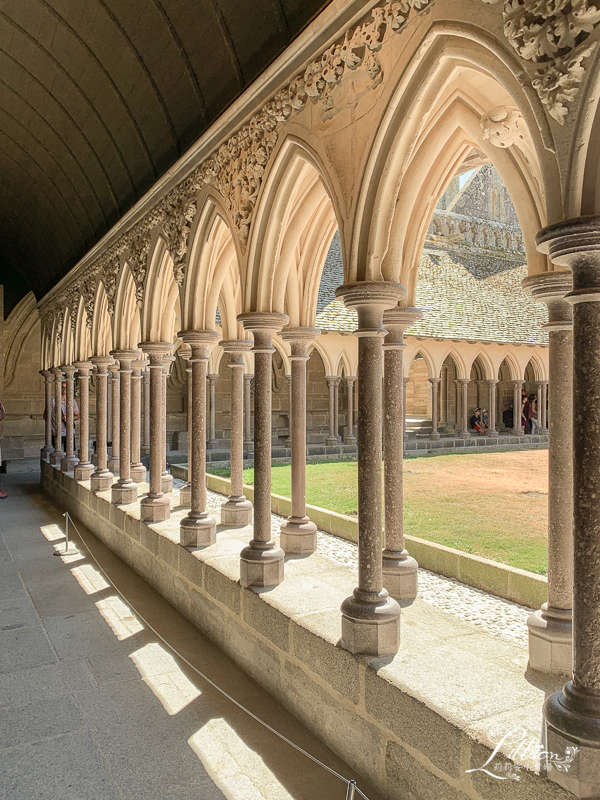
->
[71,563,110,594]
[130,643,201,715]
[188,719,295,800]
[95,596,144,640]
[40,523,64,541]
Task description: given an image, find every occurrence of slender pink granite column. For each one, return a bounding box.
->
[512,379,525,436]
[107,362,120,473]
[179,331,220,547]
[40,369,54,460]
[325,376,337,446]
[139,343,172,522]
[178,345,193,507]
[279,327,320,554]
[207,374,219,449]
[60,365,79,472]
[220,340,254,526]
[345,376,356,444]
[244,373,254,453]
[161,355,175,493]
[523,272,573,677]
[382,307,421,602]
[130,358,147,483]
[429,378,441,441]
[486,379,499,437]
[73,361,94,480]
[335,282,404,656]
[142,369,151,454]
[237,312,288,588]
[90,357,114,492]
[457,378,471,438]
[110,350,138,505]
[50,367,65,466]
[535,218,600,797]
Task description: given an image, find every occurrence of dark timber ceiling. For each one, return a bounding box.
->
[0,0,332,314]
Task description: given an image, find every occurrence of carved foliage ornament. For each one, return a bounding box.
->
[485,0,600,123]
[480,106,528,146]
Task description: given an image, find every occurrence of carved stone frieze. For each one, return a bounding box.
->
[127,233,151,307]
[80,274,97,329]
[101,259,120,317]
[484,0,600,123]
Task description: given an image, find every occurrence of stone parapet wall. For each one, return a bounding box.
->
[41,461,567,800]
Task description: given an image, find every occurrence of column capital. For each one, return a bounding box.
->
[61,364,77,377]
[383,306,423,346]
[428,377,441,385]
[243,372,254,381]
[537,215,600,306]
[513,378,525,386]
[335,282,405,335]
[238,312,288,351]
[456,378,470,386]
[207,373,219,382]
[220,338,253,354]
[486,378,499,385]
[177,329,219,359]
[325,375,338,385]
[109,349,139,363]
[279,326,320,358]
[522,271,573,330]
[131,358,148,374]
[73,361,93,374]
[345,375,357,384]
[90,355,114,373]
[40,369,53,379]
[139,341,173,357]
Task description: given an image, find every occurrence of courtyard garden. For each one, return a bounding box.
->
[209,450,549,575]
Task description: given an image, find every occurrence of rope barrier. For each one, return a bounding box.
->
[60,511,372,800]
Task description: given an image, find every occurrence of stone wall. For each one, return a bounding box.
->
[0,290,45,471]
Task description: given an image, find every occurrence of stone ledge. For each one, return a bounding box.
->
[41,461,567,800]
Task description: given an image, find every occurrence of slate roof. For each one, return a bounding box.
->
[315,236,548,346]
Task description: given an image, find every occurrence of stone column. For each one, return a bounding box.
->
[457,378,471,438]
[60,365,79,472]
[522,273,573,677]
[178,345,193,507]
[535,218,600,797]
[344,376,356,444]
[333,378,341,442]
[139,343,171,522]
[73,361,94,480]
[335,282,404,656]
[485,379,499,436]
[284,374,292,448]
[90,357,114,491]
[207,374,219,449]
[429,377,441,441]
[110,350,138,505]
[325,376,338,446]
[244,373,254,453]
[512,379,525,436]
[279,328,320,554]
[382,307,421,602]
[402,376,409,441]
[440,367,448,426]
[179,332,220,546]
[536,381,549,433]
[220,340,253,526]
[130,358,147,483]
[161,355,174,493]
[107,362,120,473]
[50,367,65,466]
[237,312,288,588]
[142,369,151,454]
[40,370,54,460]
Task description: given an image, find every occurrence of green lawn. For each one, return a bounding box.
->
[209,451,549,574]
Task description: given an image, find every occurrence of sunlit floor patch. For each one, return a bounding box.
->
[40,523,65,541]
[95,595,145,640]
[130,642,201,714]
[71,562,110,594]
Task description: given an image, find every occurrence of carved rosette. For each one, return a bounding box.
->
[480,106,528,147]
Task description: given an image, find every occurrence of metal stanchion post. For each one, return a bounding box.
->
[53,511,79,556]
[346,780,356,799]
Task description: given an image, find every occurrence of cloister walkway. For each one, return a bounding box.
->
[0,474,382,800]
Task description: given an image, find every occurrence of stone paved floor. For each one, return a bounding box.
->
[0,474,384,800]
[184,480,533,645]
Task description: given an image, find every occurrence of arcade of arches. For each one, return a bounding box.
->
[4,1,600,797]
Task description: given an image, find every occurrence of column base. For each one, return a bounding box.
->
[130,463,146,483]
[527,605,572,676]
[206,440,219,450]
[161,473,173,493]
[382,551,419,601]
[280,517,317,554]
[111,480,138,505]
[180,513,217,547]
[340,590,400,656]
[91,453,98,467]
[544,684,600,798]
[40,446,53,462]
[428,433,440,441]
[90,470,114,493]
[140,494,170,522]
[239,543,284,588]
[325,437,338,446]
[457,431,471,439]
[50,450,65,466]
[486,429,499,437]
[107,458,120,474]
[178,483,192,507]
[512,428,524,437]
[344,435,357,445]
[220,497,252,526]
[61,455,79,473]
[74,463,94,481]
